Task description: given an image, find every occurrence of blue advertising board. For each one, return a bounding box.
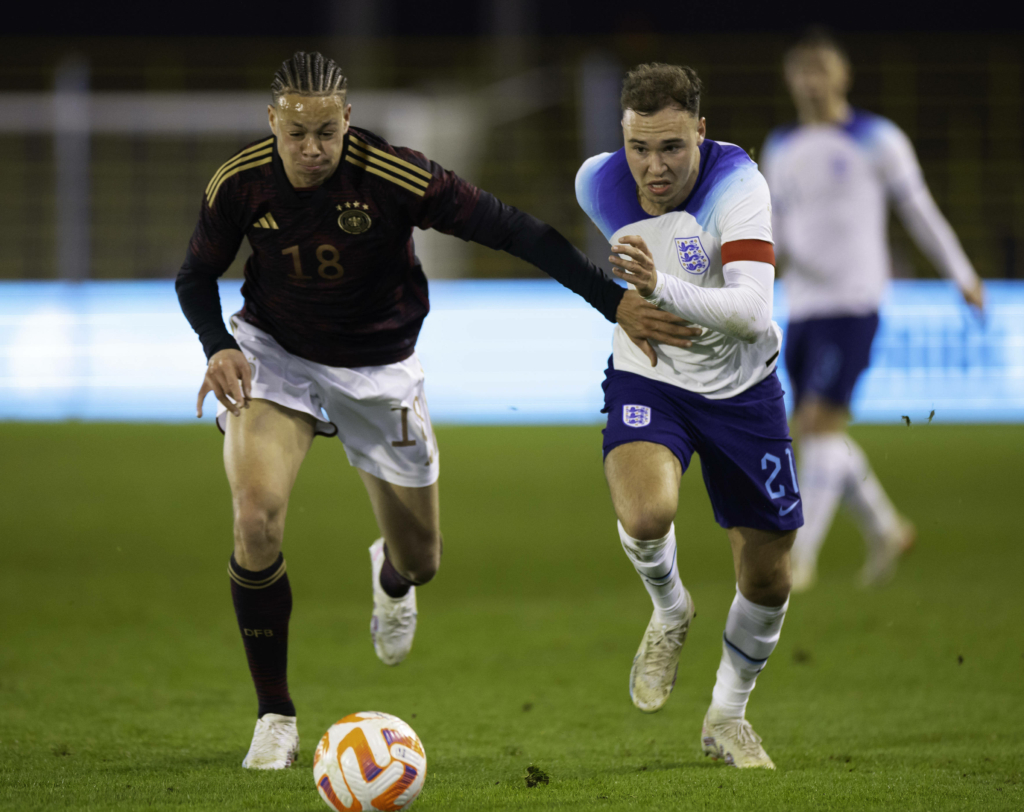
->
[1,279,1020,424]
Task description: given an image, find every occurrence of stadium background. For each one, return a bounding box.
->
[2,3,1022,811]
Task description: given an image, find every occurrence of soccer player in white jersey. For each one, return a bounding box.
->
[576,64,802,769]
[760,31,985,592]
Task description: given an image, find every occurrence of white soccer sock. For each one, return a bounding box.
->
[840,436,901,544]
[618,521,690,623]
[791,432,851,570]
[710,588,789,719]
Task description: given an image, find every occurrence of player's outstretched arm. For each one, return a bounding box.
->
[894,187,985,312]
[879,124,984,312]
[404,155,699,362]
[459,194,700,362]
[610,236,773,344]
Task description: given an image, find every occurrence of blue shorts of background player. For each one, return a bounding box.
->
[784,313,879,408]
[602,362,803,533]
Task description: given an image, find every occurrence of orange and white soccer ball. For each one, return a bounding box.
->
[313,711,427,811]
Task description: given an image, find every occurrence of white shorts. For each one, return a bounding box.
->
[217,315,439,488]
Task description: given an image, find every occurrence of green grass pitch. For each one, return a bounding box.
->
[1,422,1022,811]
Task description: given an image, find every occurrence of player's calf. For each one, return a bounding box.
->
[383,528,442,587]
[369,539,419,666]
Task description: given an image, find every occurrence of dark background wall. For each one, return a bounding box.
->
[1,2,1021,280]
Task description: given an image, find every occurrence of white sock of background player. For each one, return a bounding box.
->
[840,435,902,547]
[710,587,789,719]
[618,521,691,624]
[793,433,901,571]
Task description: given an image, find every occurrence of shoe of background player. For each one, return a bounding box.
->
[860,517,916,588]
[629,592,695,713]
[241,713,299,769]
[701,708,775,769]
[790,557,817,594]
[369,538,418,666]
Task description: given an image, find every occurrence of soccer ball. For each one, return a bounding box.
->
[313,711,427,811]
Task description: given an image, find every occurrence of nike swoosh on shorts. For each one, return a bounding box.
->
[779,500,801,516]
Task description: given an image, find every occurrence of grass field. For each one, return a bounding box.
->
[1,422,1022,811]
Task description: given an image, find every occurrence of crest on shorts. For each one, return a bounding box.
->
[623,404,651,428]
[337,202,372,234]
[675,236,710,275]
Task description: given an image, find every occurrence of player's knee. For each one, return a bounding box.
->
[619,506,675,541]
[232,495,286,551]
[741,567,791,606]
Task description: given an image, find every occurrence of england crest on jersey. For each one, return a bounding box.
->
[623,404,651,428]
[675,236,710,275]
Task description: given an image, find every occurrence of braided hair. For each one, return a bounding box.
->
[270,52,348,105]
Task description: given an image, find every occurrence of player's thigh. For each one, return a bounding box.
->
[693,374,803,534]
[601,368,694,539]
[727,525,796,606]
[217,314,338,438]
[795,397,849,435]
[323,354,439,491]
[605,441,683,540]
[358,470,441,582]
[224,398,317,515]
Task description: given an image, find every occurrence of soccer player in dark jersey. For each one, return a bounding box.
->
[176,51,699,769]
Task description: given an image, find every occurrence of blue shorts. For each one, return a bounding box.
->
[602,364,803,533]
[784,314,879,409]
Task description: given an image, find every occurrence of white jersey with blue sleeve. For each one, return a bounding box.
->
[761,109,978,321]
[576,139,781,399]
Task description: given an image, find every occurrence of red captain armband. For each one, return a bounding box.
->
[721,239,775,266]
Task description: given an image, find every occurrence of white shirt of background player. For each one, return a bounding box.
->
[760,42,984,322]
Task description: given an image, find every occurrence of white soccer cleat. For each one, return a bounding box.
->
[860,517,916,588]
[629,592,695,713]
[241,713,299,770]
[790,558,817,594]
[701,708,775,769]
[369,538,418,666]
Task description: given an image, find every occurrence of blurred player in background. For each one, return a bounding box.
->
[577,63,801,769]
[761,30,985,592]
[176,51,697,770]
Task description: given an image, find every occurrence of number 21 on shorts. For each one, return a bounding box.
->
[762,448,800,515]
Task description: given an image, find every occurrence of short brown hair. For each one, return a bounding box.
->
[620,63,703,117]
[784,27,850,69]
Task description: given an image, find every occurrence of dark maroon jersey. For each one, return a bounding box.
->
[177,126,624,367]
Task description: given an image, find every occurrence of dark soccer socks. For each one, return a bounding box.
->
[378,543,416,599]
[228,553,296,718]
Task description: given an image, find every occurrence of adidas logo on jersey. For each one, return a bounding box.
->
[253,212,279,229]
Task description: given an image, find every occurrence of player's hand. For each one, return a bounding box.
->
[616,289,702,367]
[961,278,985,313]
[197,348,252,418]
[609,235,658,297]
